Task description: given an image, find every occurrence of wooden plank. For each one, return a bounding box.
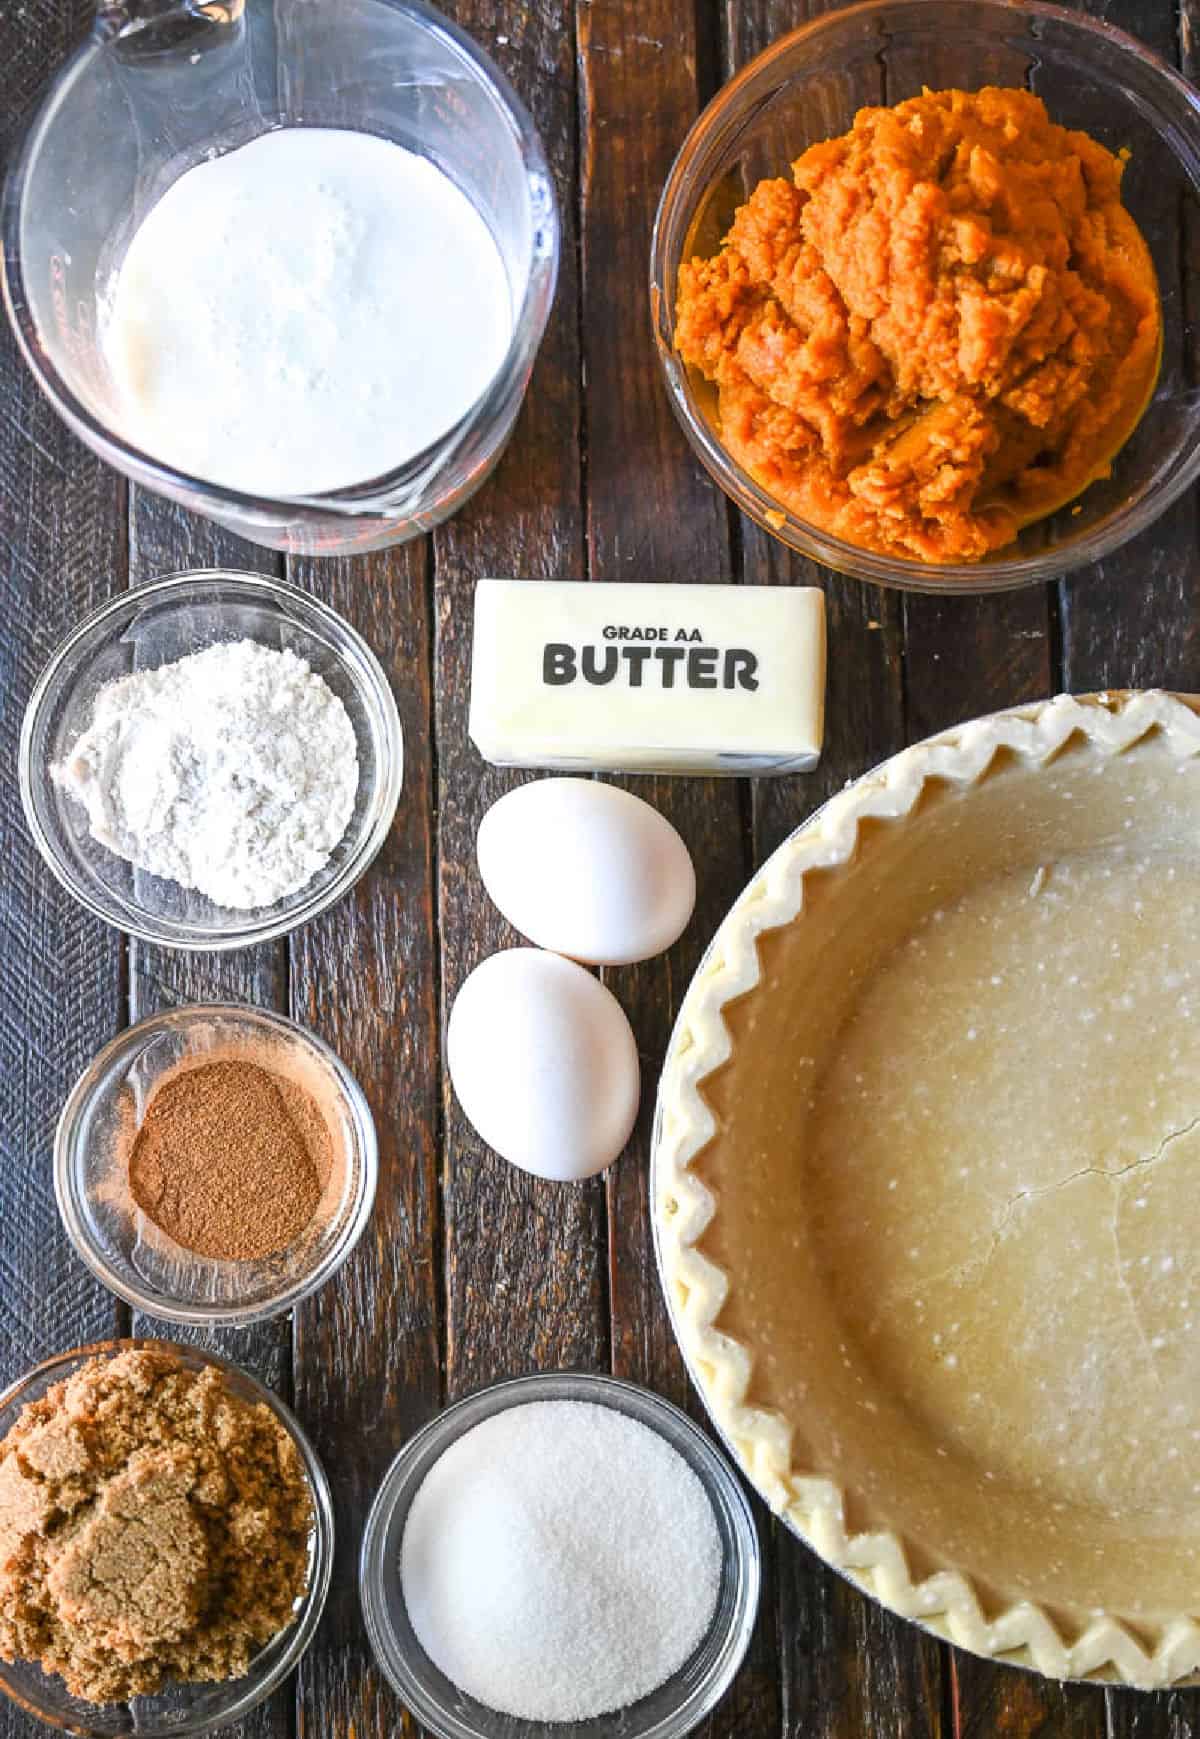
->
[0,18,126,1739]
[0,232,127,1385]
[0,0,122,1335]
[432,0,609,1398]
[288,545,440,1739]
[1044,12,1200,1737]
[780,1565,947,1739]
[1099,5,1200,1735]
[577,3,780,1735]
[902,591,1053,741]
[578,0,746,1399]
[127,491,275,584]
[952,1661,1108,1739]
[1106,1694,1200,1739]
[718,1,947,1733]
[746,532,906,861]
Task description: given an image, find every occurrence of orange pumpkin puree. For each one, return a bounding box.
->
[675,88,1161,564]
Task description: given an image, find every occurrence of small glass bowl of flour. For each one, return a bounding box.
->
[20,570,403,949]
[359,1371,761,1739]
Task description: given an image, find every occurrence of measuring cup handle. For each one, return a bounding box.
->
[96,0,244,49]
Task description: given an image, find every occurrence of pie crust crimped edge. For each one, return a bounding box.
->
[651,690,1200,1689]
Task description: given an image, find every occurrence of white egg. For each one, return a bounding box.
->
[447,948,640,1182]
[476,778,696,965]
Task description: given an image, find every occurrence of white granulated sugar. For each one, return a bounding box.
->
[399,1399,723,1722]
[53,638,358,910]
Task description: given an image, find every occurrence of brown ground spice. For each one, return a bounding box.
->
[128,1058,332,1261]
[0,1349,312,1703]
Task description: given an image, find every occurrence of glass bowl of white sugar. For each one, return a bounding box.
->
[359,1371,762,1739]
[19,569,403,949]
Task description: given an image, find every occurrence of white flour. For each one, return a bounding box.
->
[53,639,359,910]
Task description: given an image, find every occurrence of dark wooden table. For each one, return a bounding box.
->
[3,0,1200,1735]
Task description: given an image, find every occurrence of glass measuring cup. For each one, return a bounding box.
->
[1,0,559,555]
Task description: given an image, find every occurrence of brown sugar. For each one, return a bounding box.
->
[675,87,1162,563]
[127,1057,332,1261]
[0,1348,312,1703]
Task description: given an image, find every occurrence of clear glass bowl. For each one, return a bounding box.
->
[651,0,1200,593]
[1,0,559,555]
[359,1371,762,1739]
[0,1337,334,1736]
[55,1004,378,1327]
[19,569,403,949]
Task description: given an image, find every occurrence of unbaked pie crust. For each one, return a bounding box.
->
[653,691,1200,1688]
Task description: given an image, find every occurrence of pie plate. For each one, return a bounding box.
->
[652,691,1200,1688]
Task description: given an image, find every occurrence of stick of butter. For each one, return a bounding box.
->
[469,579,825,776]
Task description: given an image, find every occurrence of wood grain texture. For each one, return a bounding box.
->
[576,3,780,1733]
[432,0,610,1398]
[951,1660,1107,1739]
[0,267,126,1387]
[719,2,947,1734]
[1103,0,1200,1715]
[743,525,905,862]
[901,590,1053,740]
[578,0,745,1397]
[780,1556,946,1739]
[1080,4,1200,1739]
[288,546,440,1739]
[1035,17,1200,1739]
[0,3,125,1384]
[0,17,127,1739]
[1106,1693,1200,1739]
[1102,27,1200,1739]
[128,489,278,585]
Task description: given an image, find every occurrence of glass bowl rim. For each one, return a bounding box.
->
[18,567,404,952]
[0,0,561,524]
[358,1368,762,1739]
[0,1334,334,1737]
[54,1002,380,1326]
[649,0,1200,595]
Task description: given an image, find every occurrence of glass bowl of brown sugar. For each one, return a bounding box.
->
[0,1338,334,1736]
[54,1005,378,1326]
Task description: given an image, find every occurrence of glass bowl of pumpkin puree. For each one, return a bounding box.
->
[652,0,1200,592]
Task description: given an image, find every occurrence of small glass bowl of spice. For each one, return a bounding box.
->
[55,1004,377,1325]
[0,1337,333,1737]
[19,568,403,950]
[359,1371,761,1739]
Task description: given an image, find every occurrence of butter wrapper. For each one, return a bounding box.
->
[469,579,825,776]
